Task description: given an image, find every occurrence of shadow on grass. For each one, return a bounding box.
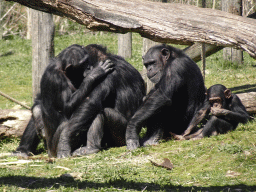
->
[230,84,256,94]
[1,176,255,191]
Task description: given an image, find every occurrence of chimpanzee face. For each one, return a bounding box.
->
[209,96,223,108]
[143,47,170,84]
[207,84,232,109]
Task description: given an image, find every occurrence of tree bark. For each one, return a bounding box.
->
[0,0,3,40]
[118,33,132,59]
[142,38,160,93]
[222,0,243,65]
[31,10,55,99]
[237,92,256,115]
[5,0,256,59]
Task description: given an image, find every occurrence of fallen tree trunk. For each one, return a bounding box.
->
[0,109,31,138]
[237,92,256,115]
[184,43,223,63]
[5,0,256,59]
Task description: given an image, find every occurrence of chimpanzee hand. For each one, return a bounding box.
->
[98,59,115,74]
[85,59,115,79]
[210,107,229,116]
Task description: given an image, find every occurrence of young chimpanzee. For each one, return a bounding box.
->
[173,84,250,140]
[13,44,115,157]
[126,44,206,150]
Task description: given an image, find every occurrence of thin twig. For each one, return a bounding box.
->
[0,3,17,22]
[0,90,31,109]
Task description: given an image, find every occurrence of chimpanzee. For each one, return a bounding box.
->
[12,95,45,157]
[13,44,117,157]
[55,44,146,158]
[126,44,206,150]
[173,84,250,140]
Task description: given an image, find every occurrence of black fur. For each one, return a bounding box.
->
[176,84,250,140]
[13,44,145,158]
[126,44,206,150]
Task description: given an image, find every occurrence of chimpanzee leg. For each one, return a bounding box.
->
[55,121,70,158]
[12,118,41,157]
[191,116,233,140]
[141,117,164,147]
[12,102,44,157]
[103,108,127,147]
[72,108,128,156]
[32,104,46,148]
[72,113,104,156]
[141,126,164,147]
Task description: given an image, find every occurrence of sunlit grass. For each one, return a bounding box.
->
[0,33,256,191]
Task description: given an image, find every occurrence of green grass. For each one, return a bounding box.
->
[0,33,256,191]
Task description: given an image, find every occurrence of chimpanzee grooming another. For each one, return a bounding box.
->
[13,44,117,157]
[173,84,250,140]
[56,44,146,158]
[126,44,206,150]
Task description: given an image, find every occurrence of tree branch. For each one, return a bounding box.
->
[5,0,256,58]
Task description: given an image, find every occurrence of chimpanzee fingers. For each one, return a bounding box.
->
[211,107,225,116]
[100,59,115,72]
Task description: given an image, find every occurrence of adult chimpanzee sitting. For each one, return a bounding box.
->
[13,44,115,157]
[173,84,250,140]
[126,44,206,150]
[14,44,145,158]
[56,44,146,158]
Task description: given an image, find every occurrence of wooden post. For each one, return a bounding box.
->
[0,0,3,40]
[31,10,54,100]
[142,38,160,93]
[201,0,206,80]
[26,7,32,39]
[118,33,132,59]
[222,0,243,65]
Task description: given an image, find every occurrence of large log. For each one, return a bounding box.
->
[237,92,256,115]
[5,0,256,59]
[0,109,31,138]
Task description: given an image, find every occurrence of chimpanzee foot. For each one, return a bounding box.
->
[57,150,71,158]
[72,146,100,157]
[169,132,185,140]
[126,139,140,151]
[142,138,159,147]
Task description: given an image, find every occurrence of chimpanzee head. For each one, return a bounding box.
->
[58,44,91,88]
[207,84,232,109]
[143,44,181,84]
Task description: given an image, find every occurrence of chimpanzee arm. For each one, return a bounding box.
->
[56,79,113,158]
[182,99,211,136]
[211,94,249,124]
[126,88,171,150]
[64,60,114,117]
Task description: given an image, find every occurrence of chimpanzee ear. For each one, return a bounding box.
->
[224,89,232,99]
[161,48,170,61]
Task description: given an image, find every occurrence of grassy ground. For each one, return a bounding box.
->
[0,32,256,191]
